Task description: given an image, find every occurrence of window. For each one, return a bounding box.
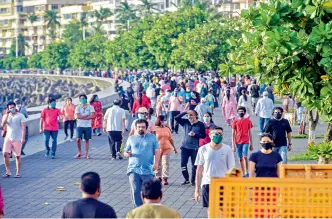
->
[0,0,11,4]
[233,3,240,9]
[51,4,58,10]
[35,6,45,12]
[63,14,72,19]
[166,0,169,8]
[0,8,9,14]
[160,3,165,9]
[81,12,86,19]
[16,6,23,12]
[16,0,23,2]
[0,20,8,26]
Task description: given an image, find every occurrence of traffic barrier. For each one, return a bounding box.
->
[280,164,332,179]
[209,177,332,218]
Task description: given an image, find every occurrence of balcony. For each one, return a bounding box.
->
[0,0,12,5]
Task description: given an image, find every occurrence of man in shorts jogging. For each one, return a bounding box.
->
[75,94,95,159]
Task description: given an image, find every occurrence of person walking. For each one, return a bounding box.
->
[199,112,217,147]
[255,91,274,135]
[40,98,61,159]
[90,95,103,136]
[2,101,26,178]
[132,93,150,118]
[74,94,95,159]
[62,172,117,218]
[249,80,260,110]
[264,107,292,164]
[231,107,253,177]
[175,110,206,186]
[222,89,237,126]
[103,99,126,160]
[13,99,29,156]
[195,127,235,217]
[126,178,181,218]
[194,98,212,122]
[167,87,183,134]
[184,91,200,111]
[155,115,178,185]
[124,119,160,208]
[238,89,253,117]
[119,94,131,131]
[61,97,76,142]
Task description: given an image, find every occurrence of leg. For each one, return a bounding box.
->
[190,149,198,184]
[21,126,29,154]
[236,144,246,176]
[259,117,264,133]
[109,131,116,158]
[12,140,22,175]
[263,118,270,131]
[242,144,249,175]
[180,148,190,183]
[84,128,92,157]
[2,140,12,175]
[156,154,163,179]
[69,120,75,139]
[162,154,170,180]
[85,140,90,156]
[279,146,288,164]
[169,111,175,131]
[50,131,58,156]
[128,173,144,208]
[43,130,51,152]
[114,131,123,158]
[173,111,180,133]
[64,121,69,137]
[76,127,83,155]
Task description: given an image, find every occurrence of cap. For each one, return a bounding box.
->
[138,107,148,113]
[263,91,268,96]
[201,98,207,102]
[113,99,121,105]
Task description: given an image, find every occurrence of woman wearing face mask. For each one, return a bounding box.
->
[155,90,165,117]
[90,95,103,136]
[167,88,183,134]
[238,89,253,118]
[61,97,76,141]
[185,91,200,111]
[199,112,216,147]
[155,115,178,185]
[222,89,237,126]
[132,92,150,118]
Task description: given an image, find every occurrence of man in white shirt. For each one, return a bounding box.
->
[194,127,235,217]
[255,91,274,135]
[103,99,126,160]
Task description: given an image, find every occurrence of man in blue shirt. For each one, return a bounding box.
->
[124,119,160,208]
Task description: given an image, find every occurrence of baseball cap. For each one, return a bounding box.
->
[263,91,268,96]
[138,107,148,113]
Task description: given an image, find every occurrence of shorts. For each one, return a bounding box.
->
[3,139,22,156]
[76,127,92,140]
[236,143,249,158]
[202,184,224,208]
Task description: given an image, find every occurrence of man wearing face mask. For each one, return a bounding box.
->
[2,101,26,178]
[175,110,206,186]
[40,98,61,159]
[194,127,235,217]
[264,107,292,164]
[13,99,29,155]
[129,107,156,136]
[167,88,183,134]
[124,119,160,208]
[194,98,212,122]
[231,107,253,177]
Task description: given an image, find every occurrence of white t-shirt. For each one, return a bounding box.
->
[104,105,126,131]
[4,113,26,141]
[75,105,95,128]
[195,143,235,186]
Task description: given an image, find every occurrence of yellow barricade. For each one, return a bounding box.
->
[209,177,332,218]
[280,164,332,179]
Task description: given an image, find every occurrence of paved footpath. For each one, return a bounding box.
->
[0,106,324,218]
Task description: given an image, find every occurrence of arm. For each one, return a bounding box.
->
[124,138,132,157]
[174,112,187,126]
[128,103,131,112]
[122,118,125,134]
[231,128,236,152]
[255,100,260,115]
[75,113,88,119]
[248,128,253,151]
[153,149,161,170]
[287,132,292,151]
[249,161,256,178]
[39,118,44,133]
[21,121,26,143]
[1,113,8,128]
[184,102,190,111]
[194,165,203,201]
[196,122,206,139]
[277,162,281,177]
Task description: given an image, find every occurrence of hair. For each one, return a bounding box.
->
[188,110,198,119]
[89,94,98,104]
[81,172,100,195]
[237,106,247,113]
[210,126,224,132]
[226,89,231,101]
[142,178,162,200]
[138,92,143,105]
[48,97,56,104]
[148,108,154,116]
[66,97,72,102]
[79,94,87,99]
[204,112,214,123]
[155,115,166,126]
[242,91,248,101]
[260,133,273,141]
[135,119,148,128]
[273,106,284,114]
[7,101,16,109]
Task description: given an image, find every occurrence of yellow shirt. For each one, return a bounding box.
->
[126,204,181,218]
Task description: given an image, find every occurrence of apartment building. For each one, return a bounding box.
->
[214,0,256,17]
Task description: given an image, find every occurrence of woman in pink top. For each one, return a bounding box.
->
[155,115,178,185]
[222,89,237,126]
[61,97,76,141]
[167,87,183,134]
[90,95,103,136]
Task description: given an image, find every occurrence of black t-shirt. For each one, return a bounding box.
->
[62,198,117,218]
[127,87,134,100]
[264,118,292,147]
[250,85,260,98]
[155,87,161,97]
[188,97,200,110]
[120,98,130,111]
[249,151,282,177]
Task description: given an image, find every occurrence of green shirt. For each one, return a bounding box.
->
[126,204,181,218]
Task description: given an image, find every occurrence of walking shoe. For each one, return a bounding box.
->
[191,182,196,187]
[64,136,68,141]
[111,157,116,160]
[97,133,102,136]
[69,138,74,142]
[45,150,50,157]
[21,151,25,156]
[181,180,190,185]
[117,152,123,160]
[51,153,55,159]
[163,178,169,185]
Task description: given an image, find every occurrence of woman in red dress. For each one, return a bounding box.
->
[90,95,103,136]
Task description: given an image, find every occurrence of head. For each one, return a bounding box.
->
[201,98,207,104]
[137,107,148,120]
[209,127,224,145]
[90,95,99,103]
[13,98,21,106]
[241,89,246,95]
[203,112,213,124]
[79,94,88,105]
[237,106,246,118]
[80,172,101,198]
[7,101,16,114]
[166,90,172,96]
[135,119,149,136]
[66,97,72,105]
[155,115,166,127]
[260,133,274,150]
[187,110,198,124]
[113,99,121,106]
[141,178,163,203]
[263,91,268,97]
[48,98,56,109]
[253,80,257,84]
[273,107,284,120]
[173,88,179,96]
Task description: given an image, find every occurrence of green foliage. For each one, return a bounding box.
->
[9,34,28,57]
[44,10,60,41]
[92,7,113,22]
[28,53,43,69]
[308,141,332,160]
[42,42,70,70]
[27,13,37,25]
[11,57,28,70]
[288,152,316,161]
[292,134,324,139]
[116,2,138,26]
[137,0,160,17]
[63,22,83,48]
[2,57,15,70]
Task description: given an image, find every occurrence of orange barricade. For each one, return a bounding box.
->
[209,177,332,218]
[280,164,332,179]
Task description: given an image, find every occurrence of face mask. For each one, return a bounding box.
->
[203,117,211,123]
[50,102,56,109]
[274,113,282,119]
[261,142,273,150]
[238,112,245,118]
[162,121,168,126]
[95,97,99,101]
[81,98,87,104]
[9,108,16,113]
[212,135,223,144]
[173,92,178,96]
[138,114,145,119]
[191,94,195,98]
[188,116,194,123]
[138,130,145,136]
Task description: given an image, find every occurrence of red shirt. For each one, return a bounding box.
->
[132,98,150,114]
[231,118,253,144]
[41,108,61,131]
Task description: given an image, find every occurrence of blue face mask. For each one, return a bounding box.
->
[50,102,56,109]
[138,114,145,119]
[203,117,211,123]
[81,98,87,104]
[95,97,99,101]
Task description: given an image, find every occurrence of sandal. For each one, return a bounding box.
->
[2,173,11,178]
[74,153,83,159]
[15,174,21,178]
[85,155,91,159]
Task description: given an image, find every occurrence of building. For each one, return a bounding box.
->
[214,0,256,17]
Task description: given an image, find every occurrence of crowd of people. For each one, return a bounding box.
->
[0,71,302,218]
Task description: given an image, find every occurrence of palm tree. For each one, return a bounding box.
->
[44,10,61,41]
[10,34,29,57]
[79,16,88,40]
[90,22,106,35]
[27,13,38,53]
[138,0,160,17]
[92,7,113,22]
[116,2,138,30]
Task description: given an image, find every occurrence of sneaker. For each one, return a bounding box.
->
[191,182,196,187]
[97,133,102,136]
[51,153,55,159]
[45,150,50,157]
[117,152,123,160]
[111,157,116,160]
[181,180,190,185]
[69,138,74,142]
[64,136,68,141]
[258,132,263,136]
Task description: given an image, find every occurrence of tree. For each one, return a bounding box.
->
[137,0,160,17]
[2,57,15,70]
[63,22,83,48]
[27,13,37,25]
[79,16,88,40]
[90,22,106,35]
[224,0,332,143]
[92,7,113,22]
[9,34,28,57]
[28,52,43,69]
[116,2,138,30]
[44,10,61,41]
[42,42,69,71]
[12,57,28,70]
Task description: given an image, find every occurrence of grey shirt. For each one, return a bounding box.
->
[194,103,212,122]
[3,113,26,140]
[75,105,95,128]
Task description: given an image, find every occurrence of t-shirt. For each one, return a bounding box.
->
[249,151,282,177]
[61,198,117,218]
[61,104,76,121]
[104,105,126,132]
[155,126,172,154]
[250,85,260,98]
[231,118,253,144]
[195,143,235,185]
[126,204,181,218]
[4,113,26,140]
[264,118,292,147]
[75,105,95,128]
[41,108,61,131]
[124,133,160,175]
[120,98,130,111]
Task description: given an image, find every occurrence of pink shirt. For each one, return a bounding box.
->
[41,108,61,131]
[168,96,183,112]
[61,104,76,121]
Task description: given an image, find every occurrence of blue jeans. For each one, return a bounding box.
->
[128,173,154,207]
[44,130,58,154]
[236,144,249,158]
[273,146,288,164]
[259,117,270,133]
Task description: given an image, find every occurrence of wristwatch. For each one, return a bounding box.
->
[288,143,292,145]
